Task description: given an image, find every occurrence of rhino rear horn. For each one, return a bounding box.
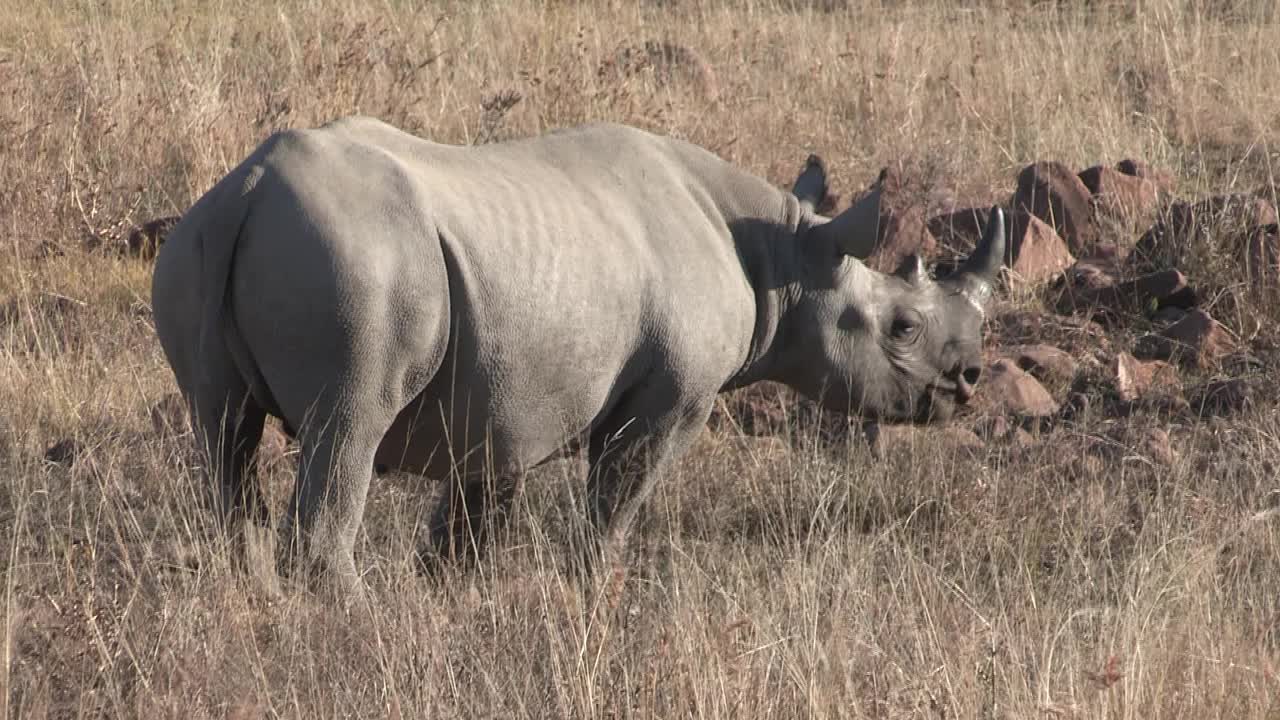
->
[956,206,1006,305]
[792,154,829,214]
[894,253,926,285]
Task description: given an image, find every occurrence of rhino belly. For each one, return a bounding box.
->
[372,355,615,481]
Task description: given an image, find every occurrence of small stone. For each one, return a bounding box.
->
[1006,211,1075,285]
[1133,309,1233,369]
[1188,378,1255,417]
[1135,194,1278,271]
[1115,158,1175,194]
[1114,352,1180,403]
[976,359,1060,418]
[1010,344,1079,386]
[927,206,990,255]
[44,438,81,466]
[124,215,181,259]
[1151,305,1188,326]
[1054,268,1188,320]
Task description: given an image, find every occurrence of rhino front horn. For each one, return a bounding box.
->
[957,206,1006,305]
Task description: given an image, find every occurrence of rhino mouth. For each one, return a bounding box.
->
[908,382,961,425]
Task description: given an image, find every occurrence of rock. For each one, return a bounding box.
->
[1115,158,1175,194]
[257,423,294,474]
[44,438,81,466]
[971,415,1013,442]
[1135,194,1278,270]
[853,166,939,273]
[124,215,181,259]
[1006,211,1075,285]
[1089,426,1177,467]
[1243,223,1280,286]
[864,422,982,460]
[1133,308,1233,369]
[1061,391,1092,420]
[927,206,989,255]
[1188,378,1255,417]
[1137,428,1178,467]
[1012,161,1098,254]
[1151,305,1188,326]
[1113,351,1180,402]
[708,382,793,436]
[1009,344,1079,386]
[150,392,190,434]
[929,207,1074,285]
[1078,165,1160,233]
[1054,268,1188,320]
[1062,256,1121,291]
[975,359,1060,418]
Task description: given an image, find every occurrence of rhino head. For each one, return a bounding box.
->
[778,159,1003,423]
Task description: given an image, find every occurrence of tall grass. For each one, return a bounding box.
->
[2,0,1280,716]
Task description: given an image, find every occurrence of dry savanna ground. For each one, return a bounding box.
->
[3,0,1280,717]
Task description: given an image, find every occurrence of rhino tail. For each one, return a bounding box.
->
[195,164,281,420]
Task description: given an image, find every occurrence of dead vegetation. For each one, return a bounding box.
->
[3,0,1280,717]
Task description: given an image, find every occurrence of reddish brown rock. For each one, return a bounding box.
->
[1054,268,1187,320]
[1089,426,1177,467]
[1013,161,1098,253]
[1115,158,1175,194]
[863,423,983,460]
[1078,165,1160,232]
[1243,223,1280,286]
[1136,194,1278,269]
[708,382,793,436]
[1133,308,1233,369]
[852,166,939,273]
[1113,352,1180,402]
[927,206,989,255]
[975,359,1059,418]
[1007,211,1075,285]
[1188,378,1255,417]
[1009,344,1079,386]
[125,215,181,259]
[44,438,81,467]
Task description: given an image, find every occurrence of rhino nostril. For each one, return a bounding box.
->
[961,366,981,387]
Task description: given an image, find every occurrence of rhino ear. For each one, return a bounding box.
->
[893,253,927,285]
[792,154,829,214]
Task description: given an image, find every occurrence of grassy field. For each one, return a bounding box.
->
[3,0,1280,717]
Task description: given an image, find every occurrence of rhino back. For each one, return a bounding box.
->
[237,118,779,472]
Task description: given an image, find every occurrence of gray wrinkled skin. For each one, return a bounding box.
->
[151,116,1004,597]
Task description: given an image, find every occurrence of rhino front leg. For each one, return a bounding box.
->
[583,388,713,574]
[421,471,524,573]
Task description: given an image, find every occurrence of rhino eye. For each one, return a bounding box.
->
[890,315,919,340]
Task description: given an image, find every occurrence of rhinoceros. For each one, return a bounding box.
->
[152,116,1004,596]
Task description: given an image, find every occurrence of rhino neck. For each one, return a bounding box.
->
[722,197,813,391]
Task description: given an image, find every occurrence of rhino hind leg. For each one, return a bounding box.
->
[276,404,396,601]
[189,361,273,580]
[420,471,524,574]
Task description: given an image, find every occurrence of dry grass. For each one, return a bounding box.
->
[3,0,1280,717]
